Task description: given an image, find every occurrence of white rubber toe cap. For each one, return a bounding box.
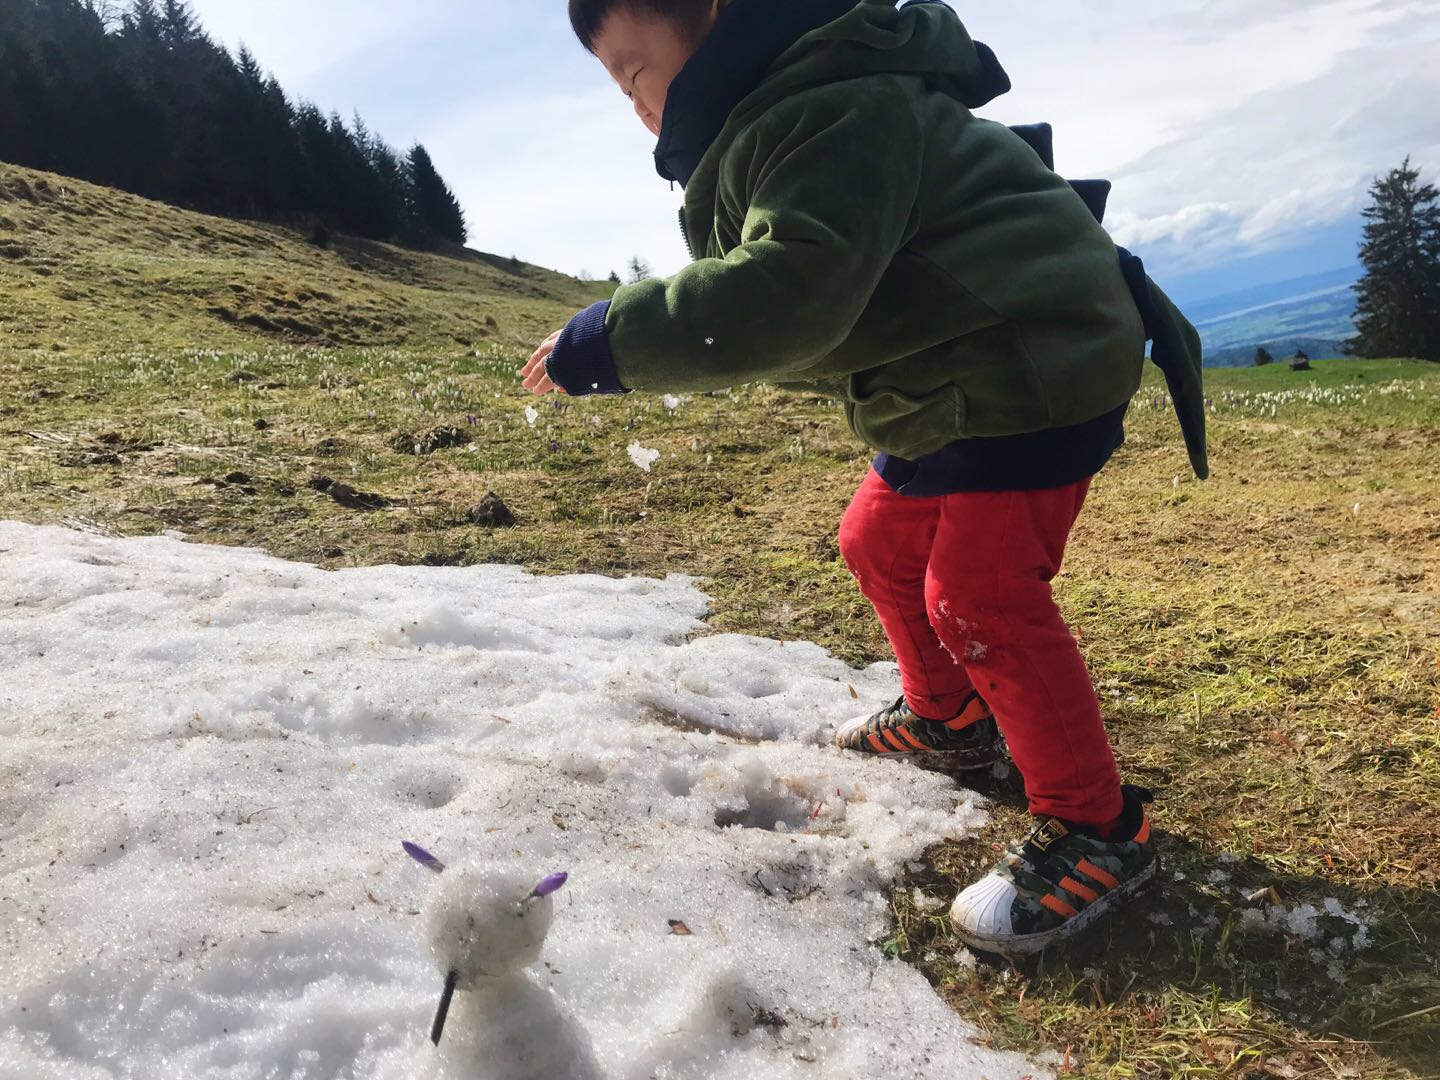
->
[834,711,876,743]
[950,874,1017,939]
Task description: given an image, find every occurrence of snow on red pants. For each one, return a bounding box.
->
[838,467,1123,826]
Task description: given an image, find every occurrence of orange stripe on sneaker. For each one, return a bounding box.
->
[1039,893,1079,919]
[897,727,930,751]
[1059,876,1100,904]
[1076,860,1120,891]
[882,729,911,753]
[1134,816,1152,844]
[866,733,891,754]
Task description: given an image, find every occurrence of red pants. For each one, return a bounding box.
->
[839,468,1122,825]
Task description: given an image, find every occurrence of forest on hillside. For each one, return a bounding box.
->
[0,0,468,246]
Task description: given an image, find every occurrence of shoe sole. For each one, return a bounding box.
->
[836,744,1003,773]
[953,855,1160,956]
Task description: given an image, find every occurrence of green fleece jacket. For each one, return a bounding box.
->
[560,0,1208,476]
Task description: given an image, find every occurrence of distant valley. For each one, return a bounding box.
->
[1187,266,1358,367]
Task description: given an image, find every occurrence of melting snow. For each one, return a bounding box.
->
[1237,896,1375,962]
[0,523,1037,1080]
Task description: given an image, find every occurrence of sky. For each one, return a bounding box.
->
[187,0,1440,303]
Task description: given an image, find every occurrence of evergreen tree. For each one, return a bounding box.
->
[627,256,651,283]
[0,25,54,169]
[235,43,263,87]
[1351,159,1440,362]
[608,270,621,284]
[0,0,472,249]
[159,0,198,44]
[122,0,162,41]
[406,143,467,244]
[1252,346,1274,367]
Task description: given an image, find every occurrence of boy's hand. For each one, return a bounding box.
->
[520,330,565,395]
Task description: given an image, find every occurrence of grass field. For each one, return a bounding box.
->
[3,164,1438,1078]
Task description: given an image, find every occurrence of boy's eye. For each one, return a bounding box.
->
[620,67,643,101]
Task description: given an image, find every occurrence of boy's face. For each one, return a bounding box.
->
[592,4,719,138]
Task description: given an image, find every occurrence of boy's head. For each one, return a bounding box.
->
[568,0,723,137]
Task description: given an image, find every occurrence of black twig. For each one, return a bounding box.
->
[431,969,459,1046]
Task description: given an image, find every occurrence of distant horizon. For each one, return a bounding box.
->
[1180,262,1360,313]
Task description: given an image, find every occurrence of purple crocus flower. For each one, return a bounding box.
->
[531,872,569,899]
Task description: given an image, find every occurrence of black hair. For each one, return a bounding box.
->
[568,0,714,53]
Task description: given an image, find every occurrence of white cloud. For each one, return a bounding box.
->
[979,0,1440,274]
[185,1,1440,285]
[415,89,687,279]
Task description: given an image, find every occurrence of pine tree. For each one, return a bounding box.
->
[1351,159,1440,362]
[1252,346,1274,367]
[159,0,199,44]
[0,27,53,169]
[627,257,651,283]
[607,270,621,284]
[406,143,467,244]
[123,0,163,41]
[0,0,471,250]
[235,44,264,88]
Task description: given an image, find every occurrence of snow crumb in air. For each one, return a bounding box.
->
[0,522,1035,1080]
[627,441,661,473]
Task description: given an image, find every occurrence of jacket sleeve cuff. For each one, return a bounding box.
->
[545,300,630,396]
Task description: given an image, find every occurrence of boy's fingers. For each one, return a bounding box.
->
[519,330,563,380]
[524,364,550,394]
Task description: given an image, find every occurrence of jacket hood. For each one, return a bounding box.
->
[655,0,1011,186]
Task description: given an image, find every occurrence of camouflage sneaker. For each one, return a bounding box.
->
[834,691,999,771]
[951,785,1158,954]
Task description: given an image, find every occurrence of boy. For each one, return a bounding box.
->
[520,0,1207,954]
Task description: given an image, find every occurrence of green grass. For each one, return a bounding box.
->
[3,164,1439,1078]
[0,163,610,355]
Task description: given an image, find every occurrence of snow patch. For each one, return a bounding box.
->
[0,522,1035,1080]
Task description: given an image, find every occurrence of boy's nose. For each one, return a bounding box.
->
[635,100,659,136]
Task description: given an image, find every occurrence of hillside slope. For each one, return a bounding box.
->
[0,163,609,354]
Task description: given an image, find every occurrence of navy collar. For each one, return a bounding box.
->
[653,0,857,186]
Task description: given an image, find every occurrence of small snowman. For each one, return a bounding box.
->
[405,842,603,1080]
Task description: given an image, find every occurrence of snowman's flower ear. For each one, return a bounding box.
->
[531,872,569,899]
[403,841,447,875]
